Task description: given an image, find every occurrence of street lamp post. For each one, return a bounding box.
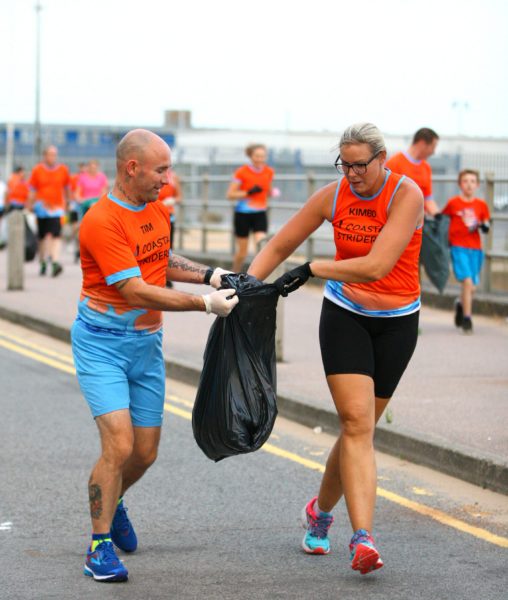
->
[451,100,469,136]
[34,1,42,161]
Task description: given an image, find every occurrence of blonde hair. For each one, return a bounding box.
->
[339,122,386,155]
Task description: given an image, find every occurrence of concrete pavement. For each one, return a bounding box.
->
[0,245,507,494]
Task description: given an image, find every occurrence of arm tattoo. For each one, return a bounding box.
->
[88,483,103,519]
[169,254,208,276]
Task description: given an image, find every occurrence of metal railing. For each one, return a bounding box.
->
[172,172,508,295]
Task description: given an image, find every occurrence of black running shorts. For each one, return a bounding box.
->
[37,216,62,240]
[234,211,268,238]
[319,298,419,398]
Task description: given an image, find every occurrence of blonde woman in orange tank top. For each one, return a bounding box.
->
[249,123,424,575]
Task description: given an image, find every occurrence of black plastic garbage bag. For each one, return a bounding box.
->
[421,216,450,293]
[192,273,279,462]
[24,216,37,262]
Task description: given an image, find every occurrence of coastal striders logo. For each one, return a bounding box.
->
[336,207,383,244]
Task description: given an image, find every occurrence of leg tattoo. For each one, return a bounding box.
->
[88,483,103,519]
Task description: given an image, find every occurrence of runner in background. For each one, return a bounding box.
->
[5,166,30,212]
[69,163,87,261]
[249,122,423,575]
[385,127,440,216]
[76,159,109,218]
[227,144,274,272]
[157,171,182,287]
[28,145,71,277]
[441,169,490,333]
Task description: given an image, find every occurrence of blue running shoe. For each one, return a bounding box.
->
[301,496,334,554]
[84,541,128,582]
[349,529,383,575]
[111,498,138,553]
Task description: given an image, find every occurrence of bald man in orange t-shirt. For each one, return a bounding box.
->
[72,129,237,583]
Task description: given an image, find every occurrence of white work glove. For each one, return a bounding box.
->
[163,197,176,207]
[210,267,233,289]
[202,289,239,317]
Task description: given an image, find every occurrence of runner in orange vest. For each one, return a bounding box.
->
[157,170,182,250]
[249,122,424,574]
[227,144,274,272]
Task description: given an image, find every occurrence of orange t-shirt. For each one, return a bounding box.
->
[233,164,274,211]
[6,173,29,206]
[385,152,433,201]
[441,196,490,249]
[29,163,70,210]
[324,171,422,317]
[77,193,171,334]
[157,175,178,216]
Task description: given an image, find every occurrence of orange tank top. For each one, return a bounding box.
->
[324,170,422,317]
[157,175,178,216]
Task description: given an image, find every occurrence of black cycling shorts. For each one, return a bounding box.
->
[319,298,419,398]
[234,211,267,238]
[68,210,79,224]
[37,216,62,240]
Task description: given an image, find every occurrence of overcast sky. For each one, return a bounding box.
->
[1,0,507,137]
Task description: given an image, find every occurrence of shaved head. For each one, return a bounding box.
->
[116,129,168,167]
[113,128,172,205]
[43,145,58,167]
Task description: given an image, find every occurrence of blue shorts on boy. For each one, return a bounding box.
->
[450,246,484,286]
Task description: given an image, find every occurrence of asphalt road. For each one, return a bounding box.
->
[1,320,507,600]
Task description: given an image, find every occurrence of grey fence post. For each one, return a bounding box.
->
[482,172,495,293]
[257,236,284,362]
[7,210,25,291]
[230,205,236,258]
[306,171,317,262]
[177,181,185,251]
[201,174,209,254]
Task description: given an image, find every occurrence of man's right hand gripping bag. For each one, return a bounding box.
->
[192,273,279,462]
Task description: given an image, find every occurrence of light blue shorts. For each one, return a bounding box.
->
[450,246,484,286]
[71,318,165,427]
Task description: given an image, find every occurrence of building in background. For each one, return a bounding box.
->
[1,112,508,209]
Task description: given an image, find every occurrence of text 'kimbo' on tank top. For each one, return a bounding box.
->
[324,170,422,318]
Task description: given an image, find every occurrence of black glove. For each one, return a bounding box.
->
[274,263,313,297]
[479,222,490,234]
[246,185,263,195]
[434,212,443,221]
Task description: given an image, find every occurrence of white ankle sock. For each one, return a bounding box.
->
[314,499,331,516]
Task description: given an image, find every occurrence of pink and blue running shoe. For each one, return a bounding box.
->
[301,496,334,554]
[349,529,383,574]
[111,499,138,553]
[84,540,128,582]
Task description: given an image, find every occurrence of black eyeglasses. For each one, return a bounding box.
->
[334,151,380,175]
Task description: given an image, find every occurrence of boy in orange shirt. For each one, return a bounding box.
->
[441,169,490,333]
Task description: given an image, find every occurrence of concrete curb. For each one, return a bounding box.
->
[1,304,507,496]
